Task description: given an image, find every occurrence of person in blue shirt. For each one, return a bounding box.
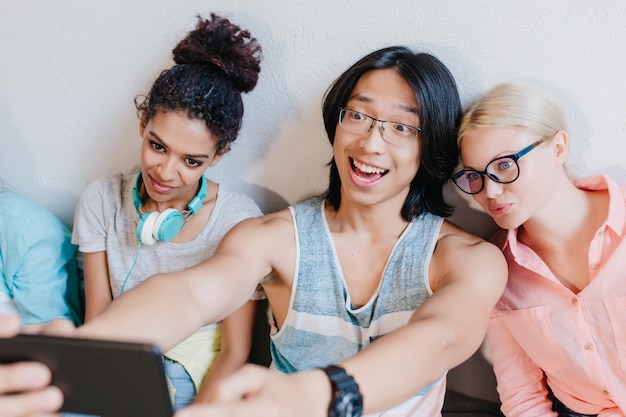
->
[0,188,82,326]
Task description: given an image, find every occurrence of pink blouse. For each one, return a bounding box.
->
[487,175,626,417]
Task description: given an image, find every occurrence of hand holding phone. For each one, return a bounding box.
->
[0,296,65,417]
[0,333,173,417]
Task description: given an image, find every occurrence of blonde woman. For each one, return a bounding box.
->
[453,82,625,416]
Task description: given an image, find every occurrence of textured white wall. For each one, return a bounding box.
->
[1,0,625,235]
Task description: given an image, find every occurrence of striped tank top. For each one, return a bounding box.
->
[270,197,447,416]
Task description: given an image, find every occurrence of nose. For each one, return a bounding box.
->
[483,175,504,198]
[360,120,386,152]
[158,156,178,181]
[483,176,504,198]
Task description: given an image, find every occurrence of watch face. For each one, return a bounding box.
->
[336,391,363,417]
[322,365,363,417]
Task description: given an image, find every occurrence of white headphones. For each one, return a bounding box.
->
[132,173,207,245]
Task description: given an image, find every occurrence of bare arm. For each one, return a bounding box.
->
[194,300,258,403]
[339,227,507,412]
[75,216,276,351]
[82,251,113,322]
[176,225,508,417]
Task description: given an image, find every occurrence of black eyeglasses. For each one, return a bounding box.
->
[452,139,545,194]
[338,107,421,145]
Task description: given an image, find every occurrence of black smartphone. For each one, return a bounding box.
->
[0,333,173,417]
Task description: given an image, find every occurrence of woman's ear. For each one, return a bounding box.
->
[552,130,568,167]
[208,150,226,167]
[139,115,148,137]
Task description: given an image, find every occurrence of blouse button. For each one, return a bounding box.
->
[571,297,578,305]
[591,263,600,270]
[603,390,610,397]
[584,343,594,351]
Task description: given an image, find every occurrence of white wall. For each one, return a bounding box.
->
[2,0,626,236]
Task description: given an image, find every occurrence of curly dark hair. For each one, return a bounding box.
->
[322,46,462,221]
[135,14,262,155]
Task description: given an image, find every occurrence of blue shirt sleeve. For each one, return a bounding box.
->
[0,193,83,325]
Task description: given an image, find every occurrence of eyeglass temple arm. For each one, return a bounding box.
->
[514,139,545,160]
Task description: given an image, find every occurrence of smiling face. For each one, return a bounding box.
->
[139,111,222,210]
[460,126,563,230]
[333,69,421,211]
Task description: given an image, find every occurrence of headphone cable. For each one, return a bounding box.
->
[120,242,142,294]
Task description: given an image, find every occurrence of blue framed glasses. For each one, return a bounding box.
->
[452,139,545,194]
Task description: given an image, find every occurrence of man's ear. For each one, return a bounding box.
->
[552,130,568,167]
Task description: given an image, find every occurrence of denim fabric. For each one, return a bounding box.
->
[163,357,196,411]
[552,397,598,417]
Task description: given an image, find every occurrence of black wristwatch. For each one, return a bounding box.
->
[320,365,363,417]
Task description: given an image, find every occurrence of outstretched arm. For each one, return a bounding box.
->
[75,216,274,352]
[335,227,508,412]
[176,225,508,417]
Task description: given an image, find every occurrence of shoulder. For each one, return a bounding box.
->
[0,192,69,248]
[219,208,293,249]
[80,173,126,201]
[433,220,473,247]
[436,220,498,250]
[217,190,263,217]
[430,220,507,291]
[214,208,295,277]
[0,191,45,218]
[74,173,132,229]
[0,191,65,229]
[232,208,293,233]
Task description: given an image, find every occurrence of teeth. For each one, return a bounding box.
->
[352,159,387,174]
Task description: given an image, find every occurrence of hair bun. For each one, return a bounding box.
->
[172,14,262,93]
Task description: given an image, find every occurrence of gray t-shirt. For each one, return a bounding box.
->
[72,171,263,300]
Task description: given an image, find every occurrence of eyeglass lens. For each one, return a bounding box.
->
[339,109,418,143]
[453,139,546,195]
[454,156,519,194]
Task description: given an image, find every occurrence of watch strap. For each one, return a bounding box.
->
[320,365,363,417]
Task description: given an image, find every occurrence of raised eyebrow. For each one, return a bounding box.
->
[347,94,373,105]
[148,131,168,148]
[148,131,211,160]
[347,95,419,119]
[185,153,211,161]
[463,153,512,171]
[461,160,491,172]
[394,103,419,116]
[459,158,486,171]
[456,165,477,172]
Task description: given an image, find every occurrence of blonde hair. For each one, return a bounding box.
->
[459,83,567,146]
